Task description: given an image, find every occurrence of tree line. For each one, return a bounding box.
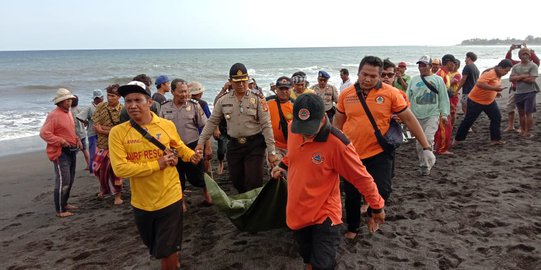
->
[460,35,541,45]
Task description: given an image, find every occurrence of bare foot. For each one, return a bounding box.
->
[114,194,123,205]
[344,231,358,240]
[360,204,369,215]
[56,211,74,218]
[217,161,224,175]
[490,140,506,145]
[182,201,188,213]
[97,192,105,200]
[202,188,213,206]
[503,127,516,133]
[65,204,78,210]
[367,218,380,233]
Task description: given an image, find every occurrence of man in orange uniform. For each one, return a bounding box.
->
[266,76,294,159]
[271,94,385,270]
[434,54,456,155]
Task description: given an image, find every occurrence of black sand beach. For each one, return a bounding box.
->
[1,80,540,270]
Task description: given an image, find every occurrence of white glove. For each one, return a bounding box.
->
[422,150,436,170]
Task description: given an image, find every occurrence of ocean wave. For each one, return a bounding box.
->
[20,84,65,91]
[0,111,46,141]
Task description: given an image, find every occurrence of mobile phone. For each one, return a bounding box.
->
[515,44,522,49]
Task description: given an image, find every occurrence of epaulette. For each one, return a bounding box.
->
[188,99,199,104]
[161,100,172,105]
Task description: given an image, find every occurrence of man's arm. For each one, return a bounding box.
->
[397,109,431,149]
[332,110,346,130]
[40,115,67,147]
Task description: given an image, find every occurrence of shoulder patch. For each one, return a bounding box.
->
[330,127,350,145]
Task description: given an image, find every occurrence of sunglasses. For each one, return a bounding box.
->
[381,72,395,78]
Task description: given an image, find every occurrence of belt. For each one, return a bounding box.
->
[228,133,262,145]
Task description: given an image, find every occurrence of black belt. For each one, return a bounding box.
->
[227,133,262,145]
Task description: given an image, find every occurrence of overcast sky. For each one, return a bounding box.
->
[2,0,539,51]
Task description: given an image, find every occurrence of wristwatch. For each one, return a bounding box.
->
[423,147,432,151]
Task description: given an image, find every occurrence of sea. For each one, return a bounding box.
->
[0,45,535,156]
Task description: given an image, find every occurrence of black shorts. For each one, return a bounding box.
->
[293,218,340,269]
[133,200,183,259]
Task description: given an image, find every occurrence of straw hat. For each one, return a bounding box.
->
[52,88,76,104]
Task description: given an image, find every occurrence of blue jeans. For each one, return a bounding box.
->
[455,99,501,141]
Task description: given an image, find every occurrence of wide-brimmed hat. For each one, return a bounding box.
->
[53,88,76,104]
[189,81,205,95]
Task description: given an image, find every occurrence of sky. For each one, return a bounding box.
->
[2,0,540,51]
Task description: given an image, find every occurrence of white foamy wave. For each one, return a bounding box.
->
[341,63,358,67]
[0,111,47,141]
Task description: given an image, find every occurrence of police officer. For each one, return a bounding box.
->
[196,63,277,193]
[160,79,212,207]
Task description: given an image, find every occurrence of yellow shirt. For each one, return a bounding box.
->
[290,88,315,100]
[109,112,195,211]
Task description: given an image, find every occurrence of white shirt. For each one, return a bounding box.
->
[339,79,352,92]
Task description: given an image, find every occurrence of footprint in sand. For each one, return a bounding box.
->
[507,244,535,252]
[72,250,92,261]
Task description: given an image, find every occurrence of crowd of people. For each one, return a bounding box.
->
[39,44,538,269]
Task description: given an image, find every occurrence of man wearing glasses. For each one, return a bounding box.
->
[311,70,339,122]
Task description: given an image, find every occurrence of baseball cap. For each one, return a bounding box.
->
[432,58,441,65]
[416,55,432,65]
[276,76,292,89]
[318,70,330,79]
[229,63,249,82]
[155,75,170,86]
[398,62,407,68]
[92,89,104,98]
[118,81,151,97]
[291,94,325,135]
[441,54,457,65]
[292,75,306,85]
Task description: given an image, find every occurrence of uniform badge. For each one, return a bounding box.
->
[261,99,268,112]
[286,113,293,120]
[186,106,192,112]
[375,96,384,104]
[250,98,256,104]
[311,153,324,165]
[298,108,310,120]
[225,114,231,120]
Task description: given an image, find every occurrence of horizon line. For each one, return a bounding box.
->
[0,44,468,52]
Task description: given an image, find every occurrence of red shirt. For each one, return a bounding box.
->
[40,107,79,161]
[280,120,384,230]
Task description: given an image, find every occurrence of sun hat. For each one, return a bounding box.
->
[291,94,325,135]
[118,81,150,97]
[189,81,205,95]
[53,88,76,104]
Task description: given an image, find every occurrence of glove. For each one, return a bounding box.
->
[422,150,436,170]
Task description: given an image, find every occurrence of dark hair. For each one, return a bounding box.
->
[340,68,349,76]
[106,84,120,96]
[132,74,152,87]
[454,59,461,69]
[358,56,383,73]
[71,95,79,107]
[497,59,513,69]
[171,78,187,91]
[291,71,306,78]
[466,52,477,62]
[383,58,396,70]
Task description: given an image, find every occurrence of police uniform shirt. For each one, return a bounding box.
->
[198,90,275,153]
[159,99,207,145]
[311,84,339,111]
